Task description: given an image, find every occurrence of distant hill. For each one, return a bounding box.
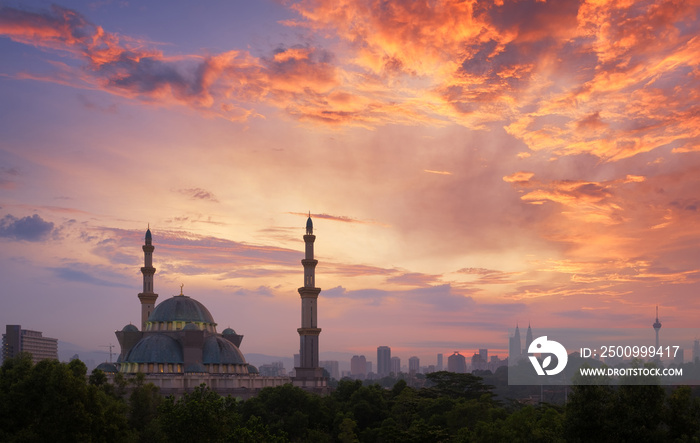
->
[58,341,113,372]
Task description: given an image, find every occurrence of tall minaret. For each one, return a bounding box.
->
[295,214,324,382]
[137,227,158,331]
[653,305,662,348]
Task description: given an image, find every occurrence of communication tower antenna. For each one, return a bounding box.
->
[100,343,115,363]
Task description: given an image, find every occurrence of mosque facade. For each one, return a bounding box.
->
[102,218,326,397]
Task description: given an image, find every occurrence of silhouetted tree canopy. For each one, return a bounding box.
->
[1,355,700,442]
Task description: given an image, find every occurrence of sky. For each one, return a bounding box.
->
[1,0,699,367]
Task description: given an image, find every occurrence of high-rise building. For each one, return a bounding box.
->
[525,324,533,352]
[320,360,340,380]
[674,348,684,366]
[377,346,391,376]
[351,355,367,378]
[472,351,486,371]
[294,215,326,388]
[479,349,488,362]
[2,325,58,364]
[509,325,521,363]
[437,353,443,371]
[447,351,467,373]
[390,356,401,375]
[365,361,372,375]
[259,361,286,376]
[693,340,700,363]
[408,356,420,374]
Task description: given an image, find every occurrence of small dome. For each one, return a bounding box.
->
[95,362,118,373]
[203,336,246,365]
[126,334,183,363]
[121,324,139,332]
[148,295,216,325]
[247,364,259,374]
[222,328,236,335]
[183,322,199,331]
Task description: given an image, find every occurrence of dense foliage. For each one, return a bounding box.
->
[1,354,700,442]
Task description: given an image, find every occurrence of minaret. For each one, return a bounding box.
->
[294,214,325,383]
[137,227,158,331]
[653,306,662,348]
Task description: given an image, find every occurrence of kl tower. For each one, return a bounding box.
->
[653,305,662,349]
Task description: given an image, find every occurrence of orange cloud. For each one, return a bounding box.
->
[2,1,699,152]
[503,171,534,183]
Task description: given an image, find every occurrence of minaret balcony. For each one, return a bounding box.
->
[297,327,321,336]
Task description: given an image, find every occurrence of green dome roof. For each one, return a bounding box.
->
[148,295,216,325]
[222,328,236,335]
[203,336,246,365]
[121,324,139,332]
[126,334,183,363]
[95,362,118,373]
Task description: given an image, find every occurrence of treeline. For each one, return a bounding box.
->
[1,354,700,442]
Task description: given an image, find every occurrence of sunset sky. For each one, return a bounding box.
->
[1,0,699,366]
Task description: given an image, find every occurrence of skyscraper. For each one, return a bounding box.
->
[408,356,420,374]
[525,324,533,352]
[447,351,467,373]
[390,356,401,375]
[377,346,391,376]
[320,360,340,380]
[437,353,443,371]
[509,325,521,363]
[351,355,367,378]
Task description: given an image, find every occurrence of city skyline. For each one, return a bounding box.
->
[1,1,699,364]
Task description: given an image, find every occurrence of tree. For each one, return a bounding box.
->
[564,384,616,443]
[666,385,700,441]
[157,384,234,442]
[0,355,130,442]
[423,371,494,400]
[128,379,162,438]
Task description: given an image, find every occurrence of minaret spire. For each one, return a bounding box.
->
[294,214,326,387]
[137,226,158,331]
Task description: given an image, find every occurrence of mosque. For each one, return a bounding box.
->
[98,216,327,396]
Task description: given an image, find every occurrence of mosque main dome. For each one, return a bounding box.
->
[117,292,248,374]
[114,228,248,375]
[146,295,217,332]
